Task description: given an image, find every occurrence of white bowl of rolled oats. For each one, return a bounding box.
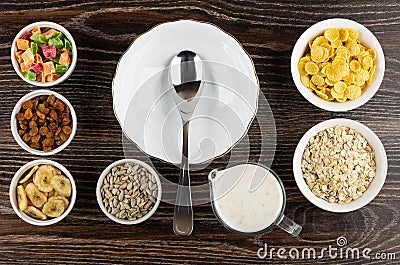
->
[293,118,387,212]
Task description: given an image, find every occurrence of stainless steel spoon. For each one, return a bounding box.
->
[169,50,204,235]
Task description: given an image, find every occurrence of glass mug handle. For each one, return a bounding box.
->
[277,215,302,236]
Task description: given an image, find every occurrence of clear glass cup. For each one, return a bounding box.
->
[208,162,302,236]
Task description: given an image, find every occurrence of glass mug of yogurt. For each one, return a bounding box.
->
[208,163,302,236]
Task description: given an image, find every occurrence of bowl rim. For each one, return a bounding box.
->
[111,19,261,165]
[293,118,387,212]
[9,159,77,226]
[96,158,162,225]
[291,18,385,112]
[10,89,77,156]
[10,21,77,87]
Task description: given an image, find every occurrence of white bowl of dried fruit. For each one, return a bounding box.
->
[9,159,76,226]
[96,159,162,225]
[291,18,385,112]
[11,89,77,156]
[11,21,77,87]
[293,118,387,212]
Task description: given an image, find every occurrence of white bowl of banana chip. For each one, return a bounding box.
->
[10,159,76,226]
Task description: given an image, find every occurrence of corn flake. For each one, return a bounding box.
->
[305,62,319,75]
[311,74,325,86]
[298,28,377,102]
[339,28,349,42]
[324,28,339,42]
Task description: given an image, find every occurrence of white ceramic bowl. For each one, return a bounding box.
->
[113,20,259,165]
[11,21,77,87]
[11,89,77,156]
[9,159,77,226]
[291,18,385,112]
[293,118,387,212]
[96,159,162,225]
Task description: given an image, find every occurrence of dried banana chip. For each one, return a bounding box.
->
[25,183,47,208]
[34,164,57,192]
[19,165,39,184]
[50,175,72,197]
[42,199,65,218]
[17,185,28,211]
[24,206,47,220]
[48,195,69,208]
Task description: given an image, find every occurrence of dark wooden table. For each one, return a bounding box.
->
[0,1,399,264]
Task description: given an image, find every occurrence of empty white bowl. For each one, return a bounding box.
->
[96,159,162,225]
[11,21,77,87]
[9,159,77,226]
[11,89,77,156]
[293,118,387,212]
[291,18,385,112]
[113,20,259,165]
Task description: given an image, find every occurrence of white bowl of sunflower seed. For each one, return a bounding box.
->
[291,18,385,112]
[9,159,76,226]
[96,159,162,225]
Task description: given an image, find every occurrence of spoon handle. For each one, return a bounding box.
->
[173,122,193,235]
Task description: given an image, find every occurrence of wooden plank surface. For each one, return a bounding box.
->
[0,0,399,264]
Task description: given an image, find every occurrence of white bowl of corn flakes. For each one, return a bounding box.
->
[291,18,385,112]
[11,21,77,87]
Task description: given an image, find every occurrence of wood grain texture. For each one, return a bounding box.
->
[0,0,399,264]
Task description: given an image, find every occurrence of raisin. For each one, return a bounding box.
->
[54,99,65,111]
[23,134,31,142]
[48,122,58,132]
[36,110,46,120]
[46,132,54,138]
[43,146,52,152]
[59,132,68,141]
[47,94,56,105]
[19,123,27,130]
[30,142,40,149]
[29,127,38,136]
[32,99,39,108]
[39,126,49,135]
[24,108,33,119]
[29,120,37,128]
[62,126,72,135]
[62,113,71,124]
[16,112,25,121]
[31,133,41,143]
[42,138,54,147]
[31,113,38,121]
[50,109,58,120]
[56,140,64,146]
[21,100,33,109]
[18,129,25,136]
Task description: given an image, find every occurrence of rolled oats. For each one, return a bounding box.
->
[301,125,376,204]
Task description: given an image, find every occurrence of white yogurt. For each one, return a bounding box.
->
[211,164,284,233]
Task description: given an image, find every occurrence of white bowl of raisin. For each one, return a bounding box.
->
[11,90,77,156]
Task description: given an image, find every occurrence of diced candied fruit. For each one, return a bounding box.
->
[59,52,71,66]
[42,45,57,58]
[30,63,44,74]
[17,39,30,50]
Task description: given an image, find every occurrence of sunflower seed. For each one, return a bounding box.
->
[101,162,159,220]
